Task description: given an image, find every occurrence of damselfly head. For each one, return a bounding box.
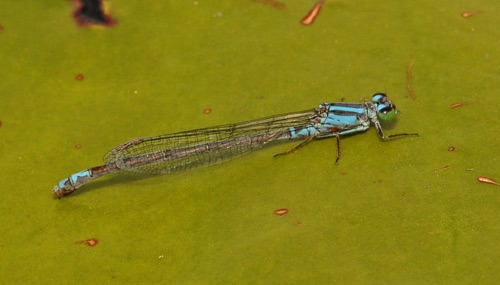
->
[372,93,397,121]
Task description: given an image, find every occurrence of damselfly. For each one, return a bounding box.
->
[53,93,417,197]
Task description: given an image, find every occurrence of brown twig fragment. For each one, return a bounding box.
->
[301,0,324,26]
[406,59,417,100]
[478,176,500,186]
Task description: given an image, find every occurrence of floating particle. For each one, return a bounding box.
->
[75,73,84,81]
[203,108,212,114]
[75,143,82,149]
[449,102,466,108]
[0,120,2,128]
[76,238,99,246]
[461,11,478,18]
[0,25,4,33]
[86,239,98,246]
[252,0,286,10]
[406,59,417,100]
[448,146,455,151]
[274,208,288,217]
[301,0,324,26]
[477,176,499,186]
[433,165,449,173]
[73,0,116,27]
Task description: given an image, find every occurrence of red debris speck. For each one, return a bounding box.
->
[461,11,478,18]
[76,238,99,246]
[274,208,288,217]
[477,176,500,186]
[448,146,455,151]
[301,0,324,26]
[449,102,465,108]
[75,74,84,81]
[203,108,212,114]
[252,0,286,10]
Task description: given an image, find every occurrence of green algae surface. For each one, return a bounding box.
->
[0,1,498,283]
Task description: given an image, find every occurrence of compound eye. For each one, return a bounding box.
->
[378,105,397,120]
[372,93,387,104]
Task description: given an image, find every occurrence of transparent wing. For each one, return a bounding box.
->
[103,109,317,174]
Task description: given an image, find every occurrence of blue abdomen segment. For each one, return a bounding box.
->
[53,170,92,197]
[68,170,92,186]
[53,163,119,197]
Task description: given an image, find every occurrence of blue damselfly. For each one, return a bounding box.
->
[53,93,417,197]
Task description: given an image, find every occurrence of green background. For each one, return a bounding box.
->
[0,0,498,283]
